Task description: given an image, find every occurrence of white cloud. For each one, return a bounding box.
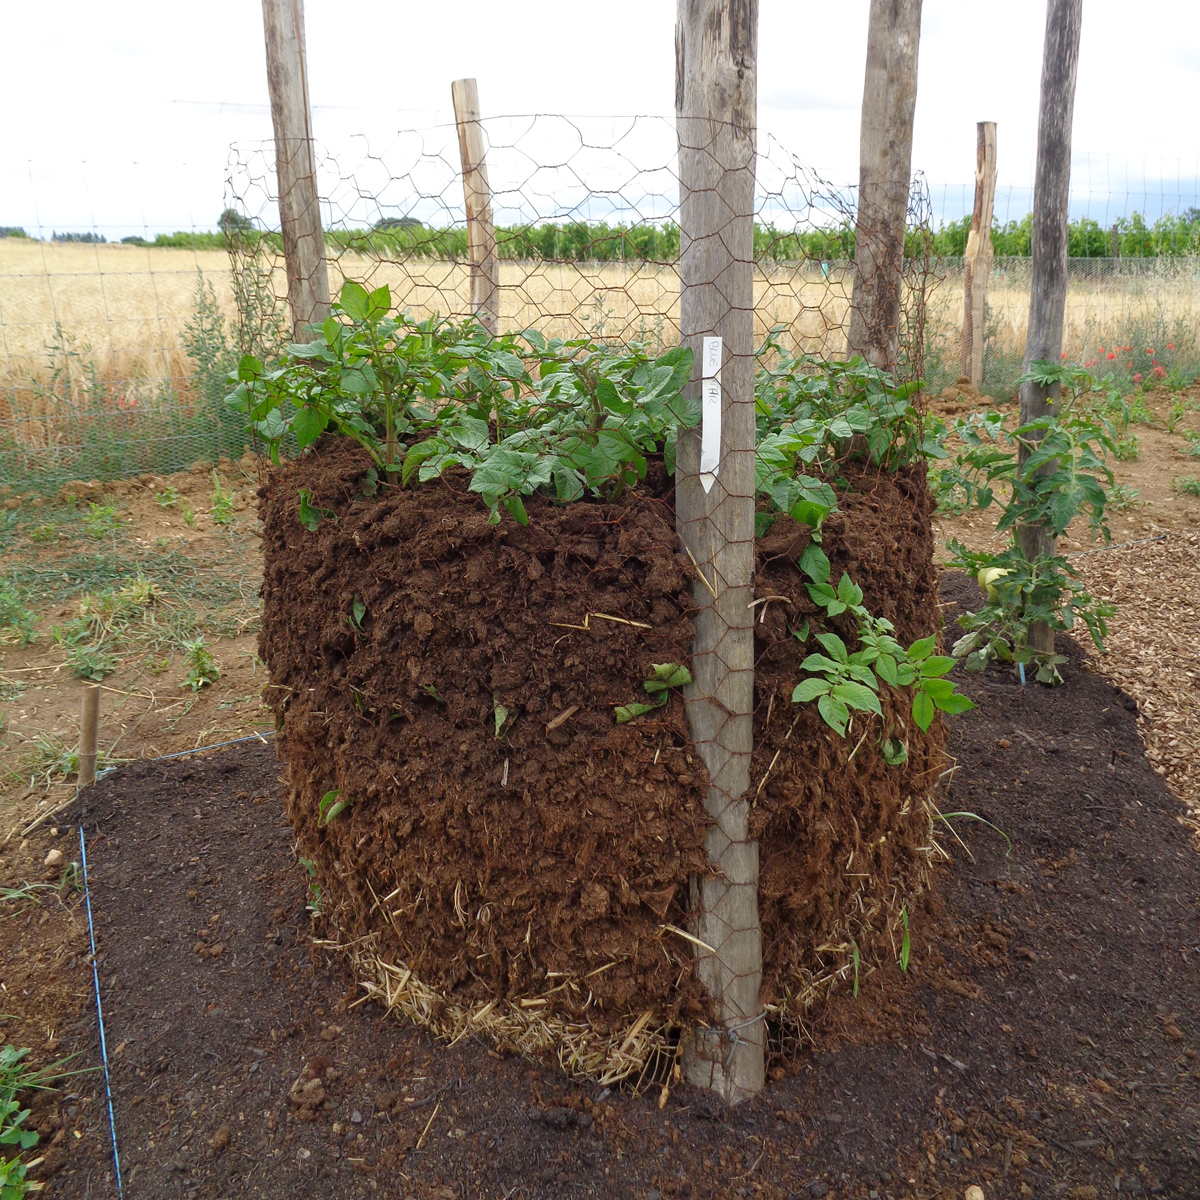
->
[0,0,1197,234]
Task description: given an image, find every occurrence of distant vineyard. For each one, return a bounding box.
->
[2,207,1198,259]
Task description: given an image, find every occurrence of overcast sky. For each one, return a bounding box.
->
[4,0,1198,237]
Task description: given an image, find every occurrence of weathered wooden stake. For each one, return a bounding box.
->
[78,683,100,789]
[1111,222,1120,259]
[848,0,923,370]
[451,78,500,336]
[674,0,763,1105]
[262,0,330,340]
[962,121,997,387]
[1019,0,1082,655]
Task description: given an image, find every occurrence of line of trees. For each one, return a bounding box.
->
[9,206,1197,260]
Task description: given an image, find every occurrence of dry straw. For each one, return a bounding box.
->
[314,787,946,1091]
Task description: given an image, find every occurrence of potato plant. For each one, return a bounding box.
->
[227,281,696,524]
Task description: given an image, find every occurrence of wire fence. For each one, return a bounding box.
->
[1,133,1198,499]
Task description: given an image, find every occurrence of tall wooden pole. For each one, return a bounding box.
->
[262,0,330,340]
[962,121,997,387]
[1018,0,1082,655]
[451,78,500,336]
[847,0,923,370]
[674,0,763,1105]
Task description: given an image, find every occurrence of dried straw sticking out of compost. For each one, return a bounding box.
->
[321,791,944,1088]
[1071,530,1200,838]
[319,933,676,1093]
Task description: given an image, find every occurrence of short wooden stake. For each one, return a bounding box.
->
[451,78,500,336]
[962,121,997,387]
[78,683,100,789]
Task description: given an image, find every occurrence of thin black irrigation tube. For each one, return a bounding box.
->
[67,728,276,1194]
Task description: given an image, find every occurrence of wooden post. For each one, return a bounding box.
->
[674,0,763,1105]
[261,0,330,340]
[78,683,100,788]
[1018,0,1082,656]
[451,78,500,336]
[1111,222,1120,259]
[962,121,997,387]
[847,0,923,370]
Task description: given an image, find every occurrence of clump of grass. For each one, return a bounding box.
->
[1,1040,89,1191]
[0,580,37,646]
[181,639,219,691]
[81,502,121,540]
[28,524,58,544]
[1113,433,1140,461]
[209,471,235,525]
[1181,430,1200,458]
[181,502,197,528]
[1108,483,1141,511]
[1174,476,1200,498]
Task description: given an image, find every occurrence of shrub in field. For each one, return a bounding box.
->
[182,280,239,408]
[942,361,1118,683]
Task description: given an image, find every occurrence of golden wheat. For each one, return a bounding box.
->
[3,242,1197,397]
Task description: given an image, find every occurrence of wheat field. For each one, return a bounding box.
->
[3,241,1198,402]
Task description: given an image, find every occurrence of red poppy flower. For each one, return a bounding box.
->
[1107,352,1116,359]
[1061,351,1067,359]
[1099,345,1106,354]
[1154,366,1166,378]
[1167,343,1175,351]
[1133,373,1143,382]
[1146,348,1155,356]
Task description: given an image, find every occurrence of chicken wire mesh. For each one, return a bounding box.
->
[214,113,944,1094]
[223,114,936,380]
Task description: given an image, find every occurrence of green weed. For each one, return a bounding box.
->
[0,582,37,646]
[155,486,180,508]
[614,663,693,724]
[81,503,121,540]
[181,639,219,690]
[209,471,235,525]
[27,524,58,544]
[1174,476,1200,498]
[1113,433,1140,461]
[1108,484,1142,511]
[66,643,116,681]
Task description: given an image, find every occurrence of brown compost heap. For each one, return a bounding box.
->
[259,436,945,1078]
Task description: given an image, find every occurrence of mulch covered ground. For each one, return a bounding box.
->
[26,571,1200,1199]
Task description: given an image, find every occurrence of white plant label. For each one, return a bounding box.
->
[699,336,722,493]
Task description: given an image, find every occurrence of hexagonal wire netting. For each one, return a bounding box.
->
[224,114,940,1090]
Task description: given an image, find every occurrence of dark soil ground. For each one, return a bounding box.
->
[21,572,1199,1199]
